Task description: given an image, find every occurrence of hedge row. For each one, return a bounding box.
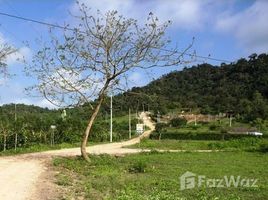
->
[150,131,268,141]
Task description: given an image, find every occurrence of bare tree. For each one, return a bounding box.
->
[0,42,16,76]
[28,2,192,161]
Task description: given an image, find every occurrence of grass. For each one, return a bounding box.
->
[164,119,268,135]
[127,138,268,152]
[53,151,268,200]
[128,139,217,151]
[112,114,138,123]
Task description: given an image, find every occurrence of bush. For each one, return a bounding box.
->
[220,127,228,134]
[209,124,219,130]
[191,125,198,130]
[259,141,268,152]
[128,160,147,173]
[150,131,268,141]
[155,123,168,133]
[170,117,187,128]
[208,142,224,150]
[208,138,262,150]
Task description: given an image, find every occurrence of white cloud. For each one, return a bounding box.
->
[216,0,268,53]
[129,72,142,84]
[70,0,268,53]
[70,0,223,30]
[6,46,32,65]
[34,99,56,109]
[0,32,32,66]
[0,32,5,44]
[127,71,148,87]
[0,80,56,109]
[12,98,56,109]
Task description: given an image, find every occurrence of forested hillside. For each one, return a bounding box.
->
[1,53,268,150]
[0,102,136,150]
[115,53,268,121]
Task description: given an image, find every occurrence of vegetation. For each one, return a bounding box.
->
[114,53,268,122]
[0,103,139,153]
[28,2,187,161]
[2,53,268,154]
[0,42,16,74]
[259,140,268,153]
[53,151,268,200]
[128,138,268,152]
[0,142,82,156]
[150,118,268,141]
[170,117,187,128]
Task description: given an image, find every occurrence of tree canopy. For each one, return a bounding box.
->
[113,53,268,121]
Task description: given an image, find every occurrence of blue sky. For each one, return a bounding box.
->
[0,0,267,108]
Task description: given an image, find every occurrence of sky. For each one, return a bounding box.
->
[0,0,267,108]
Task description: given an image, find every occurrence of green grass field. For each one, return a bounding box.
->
[128,139,217,150]
[53,151,268,200]
[127,138,268,152]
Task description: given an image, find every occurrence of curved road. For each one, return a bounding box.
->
[0,112,155,200]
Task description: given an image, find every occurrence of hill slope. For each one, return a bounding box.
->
[115,53,268,121]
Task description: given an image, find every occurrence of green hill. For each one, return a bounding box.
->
[115,53,268,121]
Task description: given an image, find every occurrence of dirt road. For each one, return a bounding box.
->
[0,112,155,200]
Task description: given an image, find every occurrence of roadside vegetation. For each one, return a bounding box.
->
[129,138,268,152]
[0,104,139,155]
[1,53,268,199]
[53,151,268,200]
[52,112,268,199]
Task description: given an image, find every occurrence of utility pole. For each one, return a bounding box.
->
[50,125,56,146]
[110,93,113,143]
[14,104,17,151]
[229,115,232,127]
[129,108,131,139]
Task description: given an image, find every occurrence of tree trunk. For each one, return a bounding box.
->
[3,134,6,151]
[81,94,105,162]
[15,133,17,151]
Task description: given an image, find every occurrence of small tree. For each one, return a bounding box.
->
[28,2,192,161]
[170,117,187,128]
[0,121,12,151]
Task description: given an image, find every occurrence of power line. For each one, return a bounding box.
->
[0,11,80,33]
[163,49,232,63]
[2,0,43,39]
[0,11,233,63]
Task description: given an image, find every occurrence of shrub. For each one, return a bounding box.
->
[191,125,198,130]
[170,117,187,128]
[155,123,168,133]
[209,124,218,130]
[128,160,147,173]
[150,131,268,141]
[220,127,228,134]
[208,142,224,150]
[259,141,268,153]
[208,138,263,150]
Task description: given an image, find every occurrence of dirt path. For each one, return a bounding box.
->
[0,112,155,200]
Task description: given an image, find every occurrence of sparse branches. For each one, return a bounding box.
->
[28,1,192,161]
[0,43,16,76]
